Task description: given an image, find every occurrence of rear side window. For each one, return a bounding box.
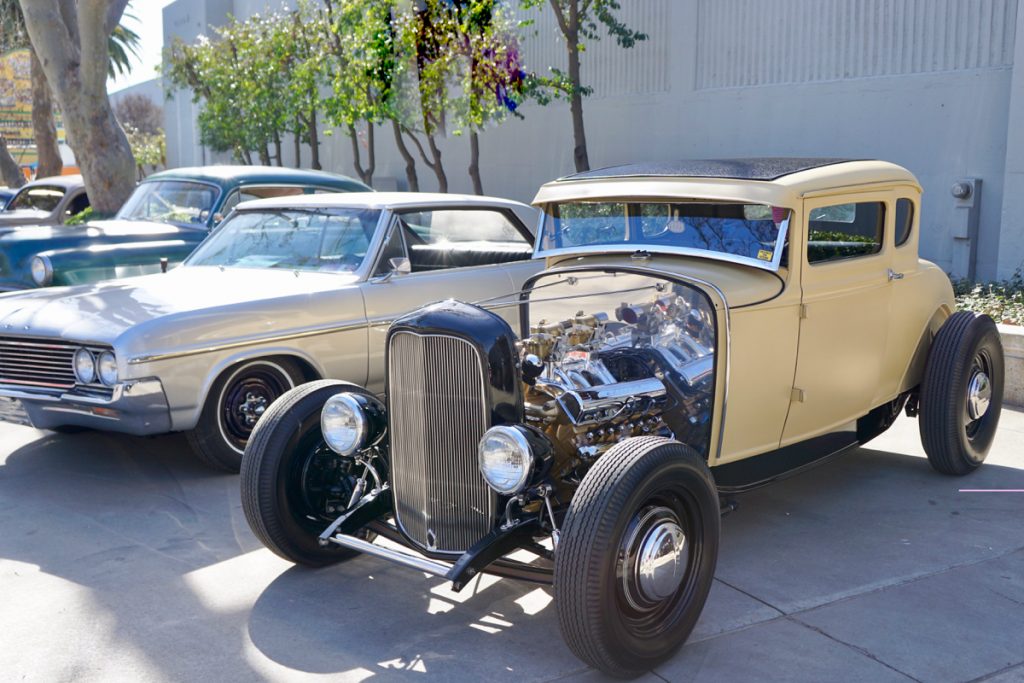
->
[895,198,914,247]
[807,202,885,264]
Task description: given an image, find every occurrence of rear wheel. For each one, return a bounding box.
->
[241,380,378,567]
[186,358,303,472]
[919,312,1004,475]
[554,437,719,678]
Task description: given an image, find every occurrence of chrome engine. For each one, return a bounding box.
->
[520,286,716,471]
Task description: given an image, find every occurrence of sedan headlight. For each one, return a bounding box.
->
[321,392,385,455]
[30,255,52,286]
[478,426,535,495]
[73,348,96,384]
[97,351,118,386]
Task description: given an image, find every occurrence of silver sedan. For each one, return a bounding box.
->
[0,192,541,470]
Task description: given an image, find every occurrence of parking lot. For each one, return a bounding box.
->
[1,409,1022,683]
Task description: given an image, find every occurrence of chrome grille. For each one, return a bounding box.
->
[388,331,496,554]
[0,337,78,390]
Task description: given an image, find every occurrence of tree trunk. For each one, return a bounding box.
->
[30,49,63,178]
[20,0,136,214]
[468,131,483,195]
[308,109,321,170]
[564,1,589,172]
[293,131,301,168]
[426,134,447,192]
[258,145,271,166]
[365,122,376,186]
[0,137,26,188]
[392,120,419,192]
[347,122,374,186]
[273,131,283,166]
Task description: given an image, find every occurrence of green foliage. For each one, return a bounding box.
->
[953,270,1024,326]
[123,122,166,176]
[64,206,93,225]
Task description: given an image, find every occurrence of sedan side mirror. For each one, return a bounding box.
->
[389,257,411,275]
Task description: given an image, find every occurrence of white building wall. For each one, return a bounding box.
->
[162,0,1024,280]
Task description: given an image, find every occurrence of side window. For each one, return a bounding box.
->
[807,201,886,264]
[396,209,533,272]
[373,223,408,276]
[895,198,914,247]
[219,190,240,215]
[66,192,90,217]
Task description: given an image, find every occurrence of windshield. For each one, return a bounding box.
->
[538,201,791,269]
[6,185,65,213]
[116,180,219,226]
[185,209,382,273]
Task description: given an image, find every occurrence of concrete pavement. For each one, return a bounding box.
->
[1,409,1023,682]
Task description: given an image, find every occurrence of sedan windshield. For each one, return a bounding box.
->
[186,209,381,273]
[538,201,791,269]
[116,180,219,226]
[6,185,65,213]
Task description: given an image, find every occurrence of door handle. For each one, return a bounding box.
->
[887,269,904,281]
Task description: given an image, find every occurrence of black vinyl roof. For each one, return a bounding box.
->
[560,158,863,182]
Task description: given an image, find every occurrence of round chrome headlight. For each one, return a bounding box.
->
[30,255,52,286]
[478,426,534,495]
[73,348,96,384]
[321,393,368,455]
[97,351,118,386]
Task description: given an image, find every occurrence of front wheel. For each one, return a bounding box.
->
[919,312,1004,475]
[241,380,379,567]
[554,437,720,678]
[186,358,302,472]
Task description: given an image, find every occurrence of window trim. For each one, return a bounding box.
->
[894,197,915,248]
[806,200,887,267]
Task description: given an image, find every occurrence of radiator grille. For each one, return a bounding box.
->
[0,337,78,390]
[388,331,496,553]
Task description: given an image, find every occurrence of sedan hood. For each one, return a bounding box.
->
[0,267,362,353]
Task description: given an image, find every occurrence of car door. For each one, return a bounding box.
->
[781,194,893,444]
[360,206,540,393]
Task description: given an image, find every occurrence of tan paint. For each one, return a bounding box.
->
[536,161,953,465]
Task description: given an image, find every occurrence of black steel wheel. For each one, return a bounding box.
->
[920,312,1004,475]
[241,380,380,567]
[554,437,719,678]
[186,358,302,472]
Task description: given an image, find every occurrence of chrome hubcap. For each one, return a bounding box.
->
[967,371,992,421]
[622,506,688,610]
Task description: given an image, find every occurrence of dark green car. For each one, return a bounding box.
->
[0,166,370,291]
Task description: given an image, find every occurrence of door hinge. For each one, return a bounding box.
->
[791,388,805,403]
[799,304,808,319]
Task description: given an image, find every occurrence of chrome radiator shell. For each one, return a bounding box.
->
[387,329,498,554]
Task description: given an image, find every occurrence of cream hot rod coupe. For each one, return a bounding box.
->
[241,159,1004,677]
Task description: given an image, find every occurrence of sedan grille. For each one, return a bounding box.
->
[0,336,78,390]
[388,331,496,554]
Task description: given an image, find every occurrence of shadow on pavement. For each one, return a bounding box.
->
[1,425,1022,681]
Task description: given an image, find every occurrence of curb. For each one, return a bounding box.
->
[999,324,1024,409]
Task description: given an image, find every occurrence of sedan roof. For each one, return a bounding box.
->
[235,191,532,213]
[19,174,84,190]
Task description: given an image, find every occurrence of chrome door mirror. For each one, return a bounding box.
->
[389,257,411,275]
[371,256,412,284]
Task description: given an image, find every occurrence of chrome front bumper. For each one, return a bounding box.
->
[0,379,172,435]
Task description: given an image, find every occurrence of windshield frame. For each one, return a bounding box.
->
[182,206,388,277]
[534,200,792,272]
[115,178,223,228]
